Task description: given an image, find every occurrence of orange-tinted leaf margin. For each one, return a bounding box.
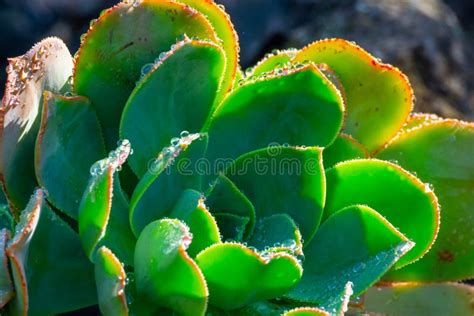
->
[87,167,114,255]
[5,190,43,315]
[284,307,330,316]
[185,0,240,98]
[98,246,128,310]
[0,229,13,308]
[72,0,219,88]
[298,38,414,153]
[176,223,209,304]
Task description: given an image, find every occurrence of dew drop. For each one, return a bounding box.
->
[141,63,154,77]
[158,51,168,60]
[170,137,180,146]
[424,183,433,193]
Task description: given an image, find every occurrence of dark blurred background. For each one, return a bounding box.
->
[2,0,474,120]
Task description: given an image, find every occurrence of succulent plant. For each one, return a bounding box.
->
[0,0,473,315]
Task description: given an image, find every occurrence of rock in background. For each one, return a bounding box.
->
[1,0,473,120]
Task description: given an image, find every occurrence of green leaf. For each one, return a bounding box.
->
[213,213,249,242]
[294,39,413,152]
[0,229,13,308]
[123,272,171,316]
[134,219,208,316]
[120,39,225,177]
[286,205,413,306]
[249,49,297,77]
[129,133,206,236]
[283,307,330,316]
[196,243,302,310]
[248,214,302,256]
[0,37,73,213]
[74,0,219,149]
[174,0,239,103]
[378,120,474,281]
[206,174,256,238]
[79,140,136,265]
[206,64,344,169]
[226,146,325,244]
[35,91,106,218]
[324,159,439,268]
[322,133,368,169]
[95,247,128,316]
[361,283,474,315]
[170,189,221,257]
[6,189,96,315]
[0,205,13,232]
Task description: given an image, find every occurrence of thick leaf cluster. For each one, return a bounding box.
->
[0,1,473,315]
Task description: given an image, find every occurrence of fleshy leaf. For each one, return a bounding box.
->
[124,272,172,316]
[196,243,302,310]
[0,229,13,308]
[6,189,96,315]
[120,39,225,177]
[0,37,73,213]
[170,189,221,257]
[225,146,325,244]
[286,205,413,306]
[283,307,330,316]
[95,247,128,316]
[206,64,344,168]
[74,0,219,148]
[174,0,239,103]
[249,49,297,77]
[294,38,413,152]
[79,140,136,265]
[213,213,249,242]
[206,174,256,238]
[36,91,106,218]
[324,159,439,268]
[134,219,208,316]
[129,133,206,236]
[360,283,474,315]
[322,133,368,169]
[248,214,302,256]
[378,120,474,281]
[0,205,13,232]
